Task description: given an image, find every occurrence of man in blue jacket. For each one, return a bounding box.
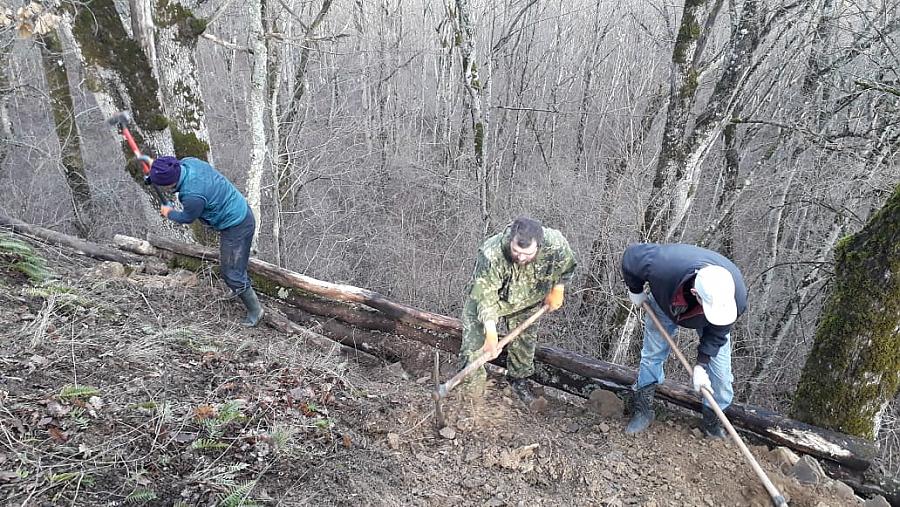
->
[621,243,747,438]
[143,155,264,327]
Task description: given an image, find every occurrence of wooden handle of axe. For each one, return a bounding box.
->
[433,305,548,401]
[641,301,787,507]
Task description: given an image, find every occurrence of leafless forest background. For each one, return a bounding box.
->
[0,0,898,468]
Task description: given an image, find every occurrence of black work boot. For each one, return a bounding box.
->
[237,288,265,327]
[507,377,547,412]
[701,405,726,439]
[625,385,656,434]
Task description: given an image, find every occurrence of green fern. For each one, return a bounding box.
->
[0,237,33,255]
[219,481,259,507]
[0,235,49,282]
[59,385,101,400]
[191,438,228,451]
[125,488,157,504]
[49,471,94,486]
[203,400,245,437]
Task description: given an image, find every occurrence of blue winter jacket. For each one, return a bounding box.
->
[167,158,249,231]
[621,243,747,360]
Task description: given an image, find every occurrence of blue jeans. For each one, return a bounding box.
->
[219,209,255,295]
[635,295,734,410]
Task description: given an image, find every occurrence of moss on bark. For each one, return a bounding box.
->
[791,184,900,438]
[71,0,165,135]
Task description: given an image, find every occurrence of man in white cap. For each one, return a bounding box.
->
[620,243,747,437]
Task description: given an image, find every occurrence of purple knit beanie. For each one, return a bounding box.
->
[149,156,181,186]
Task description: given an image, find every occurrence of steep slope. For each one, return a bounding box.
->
[0,236,867,506]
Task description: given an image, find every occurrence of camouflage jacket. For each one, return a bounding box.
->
[466,225,577,323]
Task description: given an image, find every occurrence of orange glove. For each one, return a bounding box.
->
[544,284,565,311]
[480,320,498,357]
[160,205,172,218]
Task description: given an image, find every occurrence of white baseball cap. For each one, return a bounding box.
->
[694,265,737,326]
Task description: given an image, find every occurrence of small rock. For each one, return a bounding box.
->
[383,362,409,380]
[769,446,800,470]
[830,479,856,501]
[564,422,580,433]
[586,389,624,418]
[142,260,168,275]
[94,261,126,278]
[597,422,610,433]
[790,455,827,485]
[439,427,456,440]
[863,496,890,507]
[168,269,198,287]
[387,433,400,450]
[691,428,705,439]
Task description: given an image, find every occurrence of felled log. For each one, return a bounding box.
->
[116,234,877,472]
[144,235,460,334]
[0,213,142,265]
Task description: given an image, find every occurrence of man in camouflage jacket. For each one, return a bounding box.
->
[459,217,577,407]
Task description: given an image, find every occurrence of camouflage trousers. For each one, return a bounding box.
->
[458,299,539,392]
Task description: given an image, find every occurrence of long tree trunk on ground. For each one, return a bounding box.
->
[38,31,92,238]
[245,0,268,248]
[453,0,490,235]
[792,184,900,439]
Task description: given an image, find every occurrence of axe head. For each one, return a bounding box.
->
[106,111,133,128]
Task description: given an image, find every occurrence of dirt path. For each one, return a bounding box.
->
[0,249,864,506]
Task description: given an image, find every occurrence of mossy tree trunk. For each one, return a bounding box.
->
[452,0,490,236]
[64,3,191,241]
[792,184,900,439]
[38,30,93,238]
[152,0,211,161]
[66,3,171,189]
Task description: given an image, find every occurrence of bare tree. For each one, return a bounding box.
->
[38,30,92,237]
[245,0,268,247]
[452,0,490,235]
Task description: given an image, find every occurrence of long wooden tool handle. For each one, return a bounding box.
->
[641,301,787,507]
[433,305,549,401]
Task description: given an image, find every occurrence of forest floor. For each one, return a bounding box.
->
[0,237,872,506]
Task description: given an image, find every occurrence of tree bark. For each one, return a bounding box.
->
[65,3,174,228]
[152,0,212,161]
[0,32,13,178]
[792,184,900,440]
[453,0,490,234]
[38,30,92,238]
[245,0,268,248]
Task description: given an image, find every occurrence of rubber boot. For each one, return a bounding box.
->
[701,405,726,439]
[625,385,656,434]
[238,288,264,327]
[507,377,547,412]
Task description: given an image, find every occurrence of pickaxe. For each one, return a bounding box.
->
[642,301,787,507]
[432,305,549,427]
[106,111,171,206]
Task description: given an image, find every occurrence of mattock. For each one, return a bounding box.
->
[432,305,548,428]
[641,301,788,507]
[106,111,172,206]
